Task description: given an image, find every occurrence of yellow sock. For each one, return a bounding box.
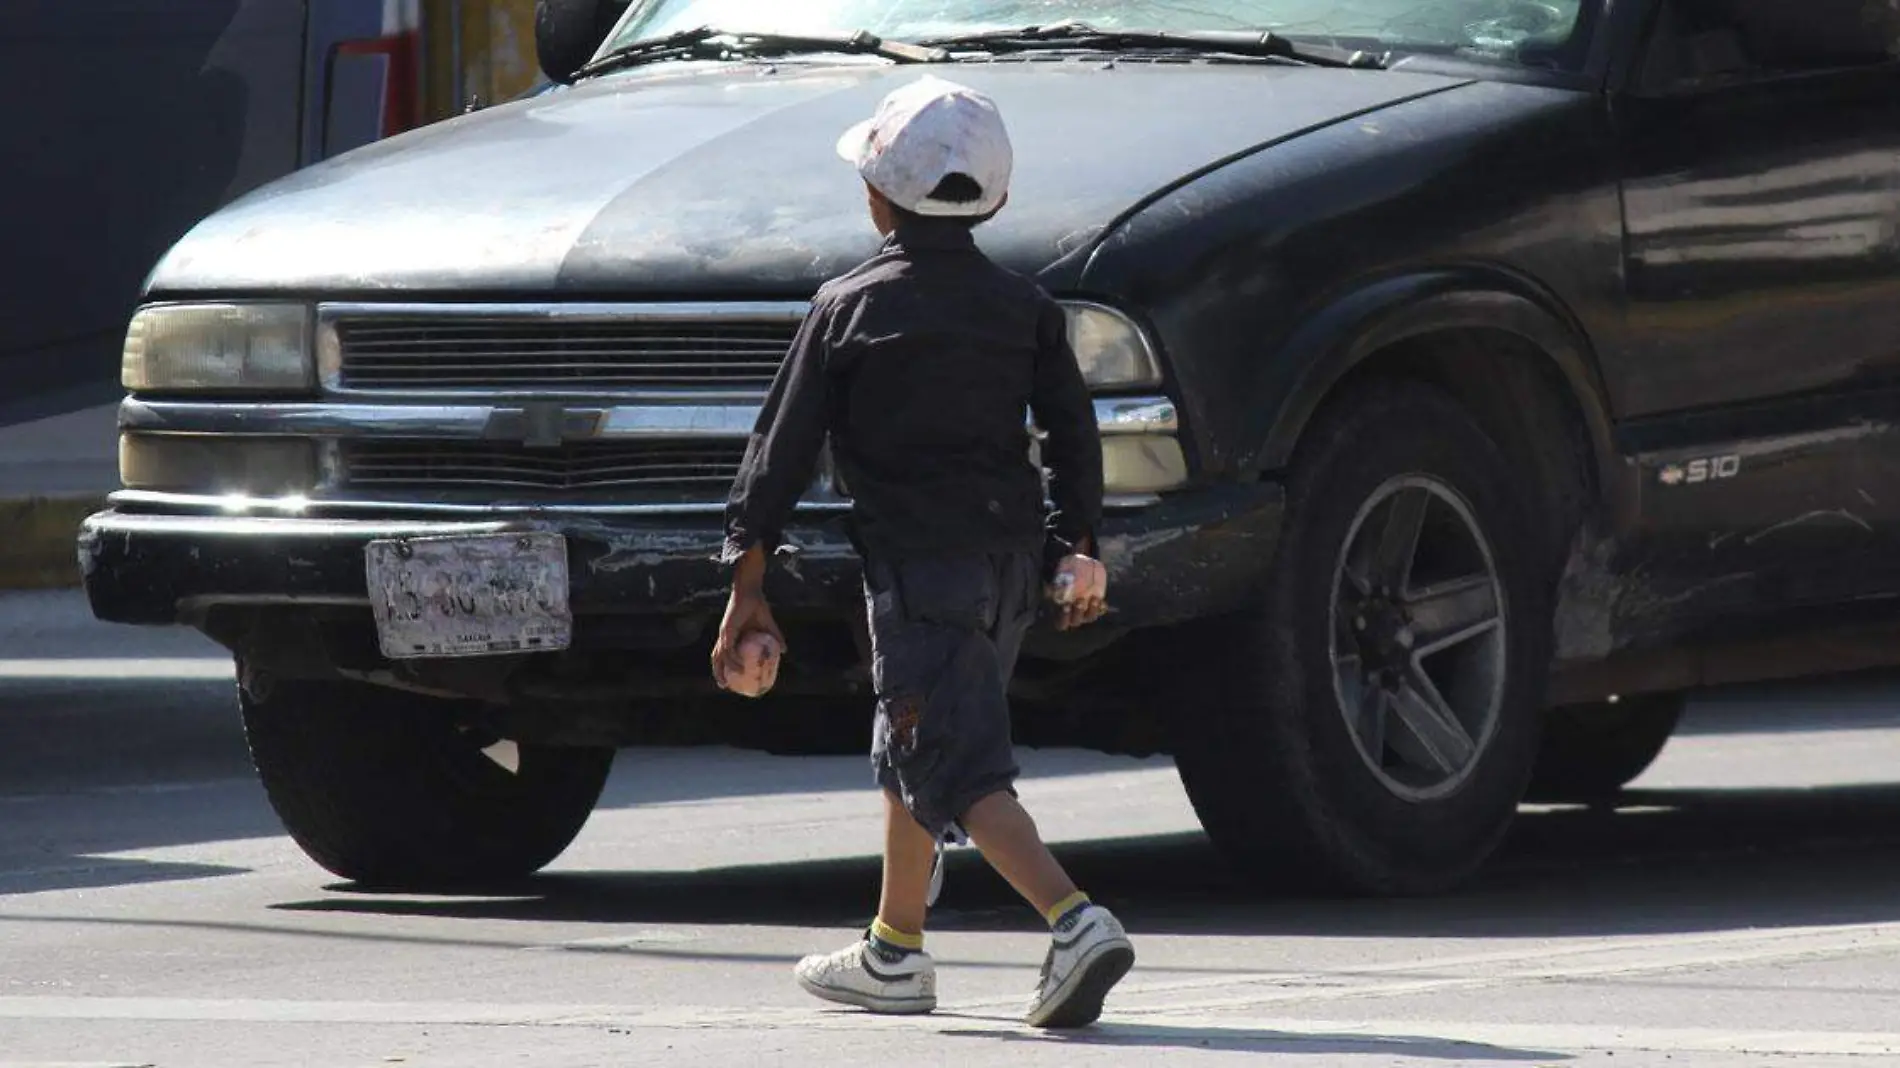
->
[1043,891,1091,927]
[870,917,924,952]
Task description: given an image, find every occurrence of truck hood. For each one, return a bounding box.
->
[147,60,1466,299]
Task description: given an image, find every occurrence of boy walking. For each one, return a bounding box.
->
[712,76,1134,1029]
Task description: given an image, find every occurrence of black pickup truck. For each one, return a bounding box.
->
[79,0,1900,895]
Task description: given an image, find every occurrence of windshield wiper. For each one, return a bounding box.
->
[922,22,1385,69]
[572,26,947,80]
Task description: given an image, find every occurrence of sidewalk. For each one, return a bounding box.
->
[0,404,118,590]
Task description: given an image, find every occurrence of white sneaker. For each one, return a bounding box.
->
[794,938,937,1015]
[1025,904,1135,1028]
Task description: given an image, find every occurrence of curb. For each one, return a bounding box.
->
[0,496,105,591]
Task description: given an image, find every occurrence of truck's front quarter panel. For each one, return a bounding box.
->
[1077,78,1626,482]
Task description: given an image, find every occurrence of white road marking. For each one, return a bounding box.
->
[558,930,703,950]
[950,918,1900,1016]
[0,659,232,681]
[0,1063,155,1068]
[0,997,1895,1057]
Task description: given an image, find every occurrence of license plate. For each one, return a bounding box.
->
[365,532,572,659]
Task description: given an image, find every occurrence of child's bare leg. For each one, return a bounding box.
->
[791,790,939,1016]
[961,790,1080,917]
[877,790,937,938]
[965,788,1132,1028]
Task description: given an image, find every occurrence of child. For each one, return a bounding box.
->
[711,76,1134,1029]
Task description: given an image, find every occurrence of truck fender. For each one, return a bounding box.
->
[1250,268,1618,498]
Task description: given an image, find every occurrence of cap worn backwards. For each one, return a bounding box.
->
[835,76,1013,219]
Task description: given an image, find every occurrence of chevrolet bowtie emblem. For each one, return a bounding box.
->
[484,403,606,448]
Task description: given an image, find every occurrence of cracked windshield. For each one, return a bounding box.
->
[609,0,1594,67]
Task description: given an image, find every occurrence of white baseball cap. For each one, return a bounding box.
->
[835,76,1013,219]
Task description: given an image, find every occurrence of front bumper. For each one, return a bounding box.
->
[79,485,1285,633]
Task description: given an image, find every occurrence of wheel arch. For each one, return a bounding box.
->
[1253,269,1619,575]
[1260,269,1614,477]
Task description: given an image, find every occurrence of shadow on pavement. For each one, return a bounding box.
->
[594,746,1169,810]
[1677,670,1900,736]
[0,678,268,896]
[7,657,1900,904]
[0,672,1153,900]
[938,1019,1566,1060]
[276,780,1900,944]
[0,680,250,796]
[0,857,247,897]
[0,675,1151,807]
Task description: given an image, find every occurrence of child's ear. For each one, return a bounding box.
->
[865,182,897,236]
[977,190,1008,227]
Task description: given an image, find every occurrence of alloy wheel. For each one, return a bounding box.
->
[1329,475,1508,801]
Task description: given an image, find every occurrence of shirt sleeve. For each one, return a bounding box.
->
[1029,295,1104,574]
[719,296,833,569]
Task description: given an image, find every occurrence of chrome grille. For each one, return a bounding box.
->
[342,439,748,495]
[332,314,800,390]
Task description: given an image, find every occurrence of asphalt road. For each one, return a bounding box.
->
[0,404,117,498]
[5,589,1900,1067]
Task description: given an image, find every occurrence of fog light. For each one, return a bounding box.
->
[1102,435,1189,494]
[120,434,317,496]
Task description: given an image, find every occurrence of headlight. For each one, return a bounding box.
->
[123,303,314,393]
[120,433,318,496]
[1062,302,1162,389]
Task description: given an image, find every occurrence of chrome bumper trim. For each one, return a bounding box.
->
[316,299,810,327]
[107,489,1163,517]
[121,397,1178,440]
[1093,398,1179,436]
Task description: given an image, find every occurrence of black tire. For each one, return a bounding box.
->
[239,673,615,887]
[1525,693,1684,801]
[1175,381,1554,896]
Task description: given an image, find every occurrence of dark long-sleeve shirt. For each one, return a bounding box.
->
[720,216,1103,575]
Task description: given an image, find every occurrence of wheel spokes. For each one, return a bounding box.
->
[1334,661,1391,769]
[1369,487,1430,595]
[1335,592,1365,649]
[1331,475,1505,797]
[1356,680,1389,764]
[1390,665,1476,775]
[1405,573,1501,656]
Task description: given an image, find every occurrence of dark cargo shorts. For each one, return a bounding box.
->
[865,551,1041,838]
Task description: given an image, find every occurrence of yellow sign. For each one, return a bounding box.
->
[421,0,551,120]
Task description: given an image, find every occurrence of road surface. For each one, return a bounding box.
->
[4,589,1900,1066]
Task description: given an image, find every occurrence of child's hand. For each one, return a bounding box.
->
[1047,554,1109,631]
[712,586,785,694]
[712,546,786,694]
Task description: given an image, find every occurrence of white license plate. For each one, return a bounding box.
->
[365,532,572,659]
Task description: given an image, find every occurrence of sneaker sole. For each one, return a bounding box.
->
[1025,938,1135,1029]
[795,972,937,1016]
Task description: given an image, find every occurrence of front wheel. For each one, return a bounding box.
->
[1176,382,1553,895]
[240,673,615,887]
